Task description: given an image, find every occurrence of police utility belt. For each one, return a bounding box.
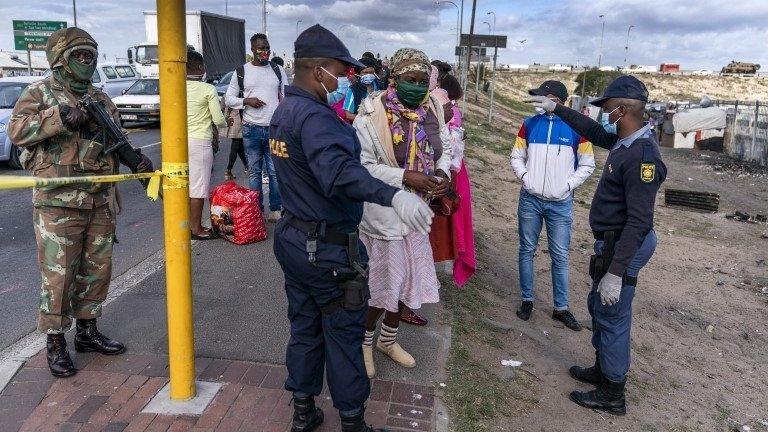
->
[589,230,638,287]
[284,211,370,315]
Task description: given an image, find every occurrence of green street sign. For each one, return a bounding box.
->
[13,20,67,51]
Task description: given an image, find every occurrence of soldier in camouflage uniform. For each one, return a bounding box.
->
[9,27,151,378]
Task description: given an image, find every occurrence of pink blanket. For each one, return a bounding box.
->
[451,161,476,286]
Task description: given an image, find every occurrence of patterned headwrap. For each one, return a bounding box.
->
[429,65,439,91]
[390,47,431,77]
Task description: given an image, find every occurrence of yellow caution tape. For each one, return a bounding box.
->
[0,160,191,202]
[161,162,189,191]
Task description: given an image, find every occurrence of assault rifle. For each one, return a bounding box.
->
[79,94,154,188]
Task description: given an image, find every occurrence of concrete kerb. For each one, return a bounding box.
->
[0,243,187,393]
[142,381,223,415]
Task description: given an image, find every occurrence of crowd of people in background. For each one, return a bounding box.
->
[182,33,478,376]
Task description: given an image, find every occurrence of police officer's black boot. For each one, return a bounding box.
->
[46,334,77,378]
[568,352,603,386]
[291,395,324,432]
[340,409,388,432]
[569,377,627,416]
[74,319,125,355]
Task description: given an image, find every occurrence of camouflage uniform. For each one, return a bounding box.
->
[8,28,121,334]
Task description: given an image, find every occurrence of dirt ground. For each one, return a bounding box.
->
[443,92,768,431]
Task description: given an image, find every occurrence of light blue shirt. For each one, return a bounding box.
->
[612,123,652,150]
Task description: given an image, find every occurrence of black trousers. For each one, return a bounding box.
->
[226,137,247,171]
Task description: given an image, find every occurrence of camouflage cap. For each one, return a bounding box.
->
[46,27,98,69]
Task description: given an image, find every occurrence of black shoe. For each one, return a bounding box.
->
[46,334,77,378]
[340,408,388,432]
[516,301,533,321]
[569,364,604,386]
[569,378,627,416]
[74,319,126,355]
[291,395,324,432]
[552,309,582,331]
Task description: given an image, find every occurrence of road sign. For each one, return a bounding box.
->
[455,46,487,56]
[13,20,67,51]
[460,34,507,49]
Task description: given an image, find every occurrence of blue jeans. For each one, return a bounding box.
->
[242,123,281,212]
[588,230,657,382]
[517,189,573,310]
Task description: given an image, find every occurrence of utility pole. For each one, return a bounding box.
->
[624,25,635,68]
[465,0,477,94]
[597,14,605,68]
[225,0,228,15]
[73,0,78,27]
[26,50,32,76]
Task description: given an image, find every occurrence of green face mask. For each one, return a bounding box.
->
[67,57,96,82]
[396,81,429,108]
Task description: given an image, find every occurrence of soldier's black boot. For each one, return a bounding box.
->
[569,377,627,416]
[46,334,77,378]
[291,395,324,432]
[569,352,603,386]
[340,409,388,432]
[74,319,125,355]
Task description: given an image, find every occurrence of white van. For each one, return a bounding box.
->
[91,62,140,98]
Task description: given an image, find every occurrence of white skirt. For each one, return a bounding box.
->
[361,232,440,313]
[188,137,214,199]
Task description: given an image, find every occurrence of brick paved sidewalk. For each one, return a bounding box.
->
[0,351,439,432]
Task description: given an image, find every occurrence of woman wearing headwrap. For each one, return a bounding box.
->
[429,73,477,287]
[353,48,452,376]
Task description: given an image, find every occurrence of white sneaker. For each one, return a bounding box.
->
[376,340,416,368]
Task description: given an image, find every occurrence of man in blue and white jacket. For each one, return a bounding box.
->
[510,80,595,330]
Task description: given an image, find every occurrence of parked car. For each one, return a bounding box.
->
[214,70,233,96]
[599,66,618,71]
[691,69,714,76]
[0,76,41,169]
[112,78,160,124]
[91,62,140,98]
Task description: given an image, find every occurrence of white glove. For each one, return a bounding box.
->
[524,95,557,112]
[597,273,623,306]
[391,190,434,235]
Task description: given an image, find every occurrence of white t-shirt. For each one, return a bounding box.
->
[224,61,288,126]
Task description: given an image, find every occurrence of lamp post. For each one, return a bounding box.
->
[296,19,303,38]
[435,0,461,71]
[225,0,228,15]
[597,14,605,68]
[482,21,491,34]
[261,0,268,34]
[486,11,496,35]
[624,25,635,69]
[73,0,78,27]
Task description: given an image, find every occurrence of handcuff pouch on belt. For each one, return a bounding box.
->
[589,231,638,287]
[289,213,370,315]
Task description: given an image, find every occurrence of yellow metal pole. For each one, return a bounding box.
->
[157,0,195,400]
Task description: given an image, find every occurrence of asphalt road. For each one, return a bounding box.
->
[0,125,170,351]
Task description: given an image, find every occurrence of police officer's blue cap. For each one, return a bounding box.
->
[590,75,649,107]
[294,24,364,68]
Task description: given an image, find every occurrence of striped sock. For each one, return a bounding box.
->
[363,330,375,347]
[379,323,398,347]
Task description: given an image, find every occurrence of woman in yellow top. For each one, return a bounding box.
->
[186,50,226,239]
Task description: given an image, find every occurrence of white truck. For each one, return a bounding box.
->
[127,10,245,81]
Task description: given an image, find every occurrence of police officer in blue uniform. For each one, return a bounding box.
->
[270,24,433,432]
[527,75,667,415]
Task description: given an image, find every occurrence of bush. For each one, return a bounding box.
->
[574,69,622,97]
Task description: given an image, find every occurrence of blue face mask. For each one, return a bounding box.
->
[360,73,377,85]
[320,67,350,105]
[600,106,621,135]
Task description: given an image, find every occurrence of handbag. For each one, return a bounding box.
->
[430,187,460,216]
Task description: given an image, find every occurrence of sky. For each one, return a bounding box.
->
[1,0,767,71]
